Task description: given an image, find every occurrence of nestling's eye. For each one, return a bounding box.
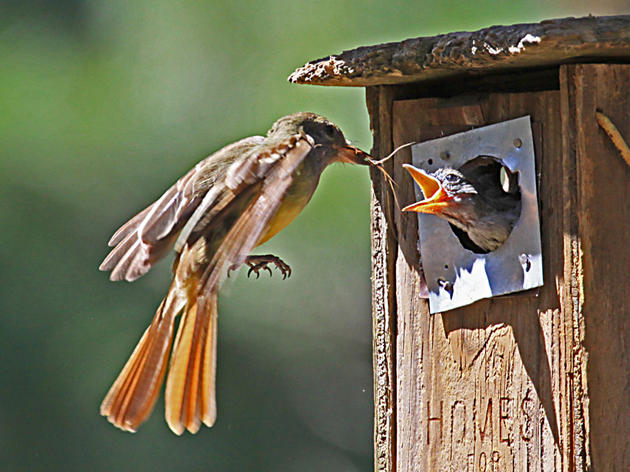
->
[325,124,336,137]
[445,173,460,183]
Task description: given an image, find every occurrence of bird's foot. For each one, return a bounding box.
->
[245,254,291,279]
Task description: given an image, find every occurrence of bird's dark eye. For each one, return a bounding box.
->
[325,125,336,137]
[445,173,460,183]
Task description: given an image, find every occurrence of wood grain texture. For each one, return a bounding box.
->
[561,64,630,472]
[368,85,397,472]
[289,16,630,87]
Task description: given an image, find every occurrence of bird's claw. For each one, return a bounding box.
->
[245,255,291,280]
[227,264,239,278]
[247,264,273,279]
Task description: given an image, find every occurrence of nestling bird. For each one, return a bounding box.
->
[402,160,521,253]
[99,112,370,434]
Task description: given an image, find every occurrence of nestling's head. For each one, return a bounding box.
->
[268,112,370,165]
[402,163,522,253]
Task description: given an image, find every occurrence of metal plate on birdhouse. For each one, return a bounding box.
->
[411,116,543,313]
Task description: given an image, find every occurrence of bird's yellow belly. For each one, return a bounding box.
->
[256,191,313,246]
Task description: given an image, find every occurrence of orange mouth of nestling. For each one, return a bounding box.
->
[401,164,453,215]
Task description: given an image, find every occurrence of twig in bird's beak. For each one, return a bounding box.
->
[595,110,630,168]
[371,161,401,210]
[366,141,418,166]
[365,141,417,211]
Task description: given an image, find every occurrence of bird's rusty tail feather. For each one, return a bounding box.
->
[165,289,218,434]
[100,274,217,435]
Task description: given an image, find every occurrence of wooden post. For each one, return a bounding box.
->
[290,16,630,471]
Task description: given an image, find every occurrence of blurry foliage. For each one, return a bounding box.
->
[0,0,626,471]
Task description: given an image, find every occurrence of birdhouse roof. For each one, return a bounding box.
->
[288,15,630,87]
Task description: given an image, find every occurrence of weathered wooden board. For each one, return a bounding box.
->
[368,86,397,472]
[560,63,630,472]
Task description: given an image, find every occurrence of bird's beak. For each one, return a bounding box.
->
[402,164,452,214]
[335,142,371,165]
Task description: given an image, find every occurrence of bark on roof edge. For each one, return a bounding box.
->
[288,15,630,87]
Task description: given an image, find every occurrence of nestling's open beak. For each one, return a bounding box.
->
[336,143,371,165]
[402,164,453,214]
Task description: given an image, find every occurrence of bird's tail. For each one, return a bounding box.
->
[165,289,218,434]
[100,275,218,435]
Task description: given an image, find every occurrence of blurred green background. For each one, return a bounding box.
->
[0,1,626,471]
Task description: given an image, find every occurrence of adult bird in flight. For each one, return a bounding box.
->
[99,112,370,434]
[402,160,521,253]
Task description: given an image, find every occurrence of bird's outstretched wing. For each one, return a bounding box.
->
[99,136,265,282]
[200,133,315,291]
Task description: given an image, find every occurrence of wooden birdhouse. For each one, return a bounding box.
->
[290,15,630,472]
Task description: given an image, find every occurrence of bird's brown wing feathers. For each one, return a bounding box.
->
[99,136,265,282]
[107,206,153,247]
[202,134,314,290]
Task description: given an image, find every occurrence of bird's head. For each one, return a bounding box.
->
[402,165,478,219]
[268,112,370,165]
[402,163,522,253]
